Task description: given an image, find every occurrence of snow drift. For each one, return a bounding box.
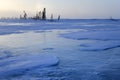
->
[0,53,59,77]
[61,30,120,51]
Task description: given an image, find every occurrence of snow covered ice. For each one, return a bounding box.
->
[0,53,59,76]
[61,30,120,51]
[0,19,120,80]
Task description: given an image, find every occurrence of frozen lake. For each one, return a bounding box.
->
[0,19,120,80]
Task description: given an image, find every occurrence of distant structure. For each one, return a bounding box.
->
[38,11,42,19]
[23,11,27,19]
[42,8,46,20]
[20,15,22,19]
[35,11,42,20]
[50,14,53,21]
[58,15,60,21]
[110,17,118,21]
[32,8,46,20]
[19,8,61,21]
[35,12,39,20]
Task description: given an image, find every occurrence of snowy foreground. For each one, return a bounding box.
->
[0,19,120,80]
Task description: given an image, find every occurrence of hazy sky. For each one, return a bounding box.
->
[0,0,119,19]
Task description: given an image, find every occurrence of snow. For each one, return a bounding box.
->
[60,22,120,51]
[61,30,120,40]
[79,41,120,51]
[0,53,59,77]
[0,19,120,79]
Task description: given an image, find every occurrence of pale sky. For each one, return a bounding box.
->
[0,0,119,19]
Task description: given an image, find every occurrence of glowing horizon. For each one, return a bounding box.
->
[0,0,120,19]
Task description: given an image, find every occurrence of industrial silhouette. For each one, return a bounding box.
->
[20,8,61,21]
